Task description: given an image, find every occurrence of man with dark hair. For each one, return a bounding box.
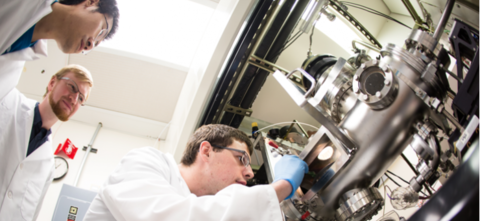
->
[0,0,119,100]
[84,124,309,220]
[0,64,94,220]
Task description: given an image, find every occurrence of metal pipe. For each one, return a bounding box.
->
[424,136,441,195]
[352,40,380,52]
[427,136,441,171]
[433,0,455,43]
[74,122,103,186]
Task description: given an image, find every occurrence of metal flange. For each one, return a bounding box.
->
[405,29,439,62]
[352,60,399,110]
[331,82,353,123]
[336,187,384,221]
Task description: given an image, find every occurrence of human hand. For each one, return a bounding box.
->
[273,155,308,199]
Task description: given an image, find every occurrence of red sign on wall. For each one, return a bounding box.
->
[54,138,78,159]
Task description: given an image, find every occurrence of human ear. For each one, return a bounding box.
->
[85,0,100,7]
[47,77,56,94]
[199,141,212,159]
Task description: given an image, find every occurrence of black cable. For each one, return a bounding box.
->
[424,183,434,196]
[279,11,323,57]
[277,30,304,55]
[387,170,431,197]
[401,153,420,175]
[277,2,312,57]
[340,1,412,29]
[307,18,318,56]
[345,3,412,30]
[286,30,302,43]
[341,1,405,23]
[386,170,409,184]
[344,3,411,29]
[384,172,429,197]
[384,173,401,187]
[278,1,412,56]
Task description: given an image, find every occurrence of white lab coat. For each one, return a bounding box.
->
[0,0,53,100]
[84,147,283,221]
[0,88,55,221]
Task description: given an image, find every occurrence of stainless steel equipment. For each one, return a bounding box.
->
[263,1,478,221]
[200,0,478,220]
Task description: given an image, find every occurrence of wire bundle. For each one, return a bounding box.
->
[340,1,412,29]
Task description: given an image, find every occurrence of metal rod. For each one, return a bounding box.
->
[442,109,464,133]
[247,61,275,73]
[401,0,425,27]
[250,55,290,73]
[447,90,457,100]
[440,64,464,83]
[74,122,103,186]
[433,0,455,43]
[283,122,295,140]
[294,119,310,138]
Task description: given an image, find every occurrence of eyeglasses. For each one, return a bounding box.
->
[82,14,109,54]
[60,77,86,106]
[211,144,251,168]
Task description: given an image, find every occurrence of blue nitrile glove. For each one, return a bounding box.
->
[273,155,309,199]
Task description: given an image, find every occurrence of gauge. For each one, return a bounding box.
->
[54,156,69,181]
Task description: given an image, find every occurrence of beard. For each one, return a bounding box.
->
[49,92,71,121]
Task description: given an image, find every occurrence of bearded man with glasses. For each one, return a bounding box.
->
[0,0,119,102]
[0,64,93,220]
[85,124,309,221]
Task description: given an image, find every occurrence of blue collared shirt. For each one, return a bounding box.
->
[2,0,59,55]
[1,25,38,55]
[27,103,52,157]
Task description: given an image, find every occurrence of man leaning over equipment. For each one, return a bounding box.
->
[0,64,94,220]
[84,124,308,220]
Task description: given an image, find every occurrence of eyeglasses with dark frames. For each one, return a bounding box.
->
[94,14,109,47]
[60,77,86,106]
[211,144,251,168]
[82,14,109,54]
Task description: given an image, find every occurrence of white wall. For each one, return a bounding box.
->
[165,0,257,162]
[376,13,416,48]
[36,119,163,220]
